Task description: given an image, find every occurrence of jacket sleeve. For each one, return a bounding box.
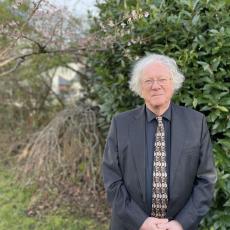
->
[102,117,148,230]
[175,115,217,230]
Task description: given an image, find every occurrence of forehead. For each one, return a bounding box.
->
[141,62,171,78]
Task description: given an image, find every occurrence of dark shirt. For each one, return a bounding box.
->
[145,104,172,215]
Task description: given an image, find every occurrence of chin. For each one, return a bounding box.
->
[150,99,165,107]
[151,104,165,108]
[150,100,170,110]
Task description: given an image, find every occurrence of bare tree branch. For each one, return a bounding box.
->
[17,104,101,192]
[0,58,25,77]
[0,45,108,77]
[9,0,45,49]
[65,64,90,79]
[22,35,47,52]
[40,73,65,108]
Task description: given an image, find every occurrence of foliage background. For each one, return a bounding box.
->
[85,0,230,229]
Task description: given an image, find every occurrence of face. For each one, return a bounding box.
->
[140,62,174,112]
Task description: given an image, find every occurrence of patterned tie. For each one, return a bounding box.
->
[151,116,168,218]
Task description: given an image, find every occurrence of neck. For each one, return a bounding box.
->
[146,102,171,116]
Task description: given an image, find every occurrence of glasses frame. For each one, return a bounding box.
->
[142,77,172,87]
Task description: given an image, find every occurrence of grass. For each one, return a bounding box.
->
[0,165,108,230]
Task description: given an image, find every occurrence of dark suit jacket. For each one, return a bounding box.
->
[102,103,217,230]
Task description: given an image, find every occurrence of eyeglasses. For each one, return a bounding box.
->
[142,78,171,87]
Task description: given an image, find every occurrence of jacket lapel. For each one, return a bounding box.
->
[169,104,186,191]
[129,105,146,202]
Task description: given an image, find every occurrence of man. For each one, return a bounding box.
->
[102,54,217,230]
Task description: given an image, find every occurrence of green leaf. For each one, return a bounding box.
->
[192,98,198,108]
[215,105,229,112]
[192,14,200,25]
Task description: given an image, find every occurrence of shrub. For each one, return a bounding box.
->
[86,0,230,229]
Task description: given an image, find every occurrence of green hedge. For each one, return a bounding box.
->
[86,0,230,229]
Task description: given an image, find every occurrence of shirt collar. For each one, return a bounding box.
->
[145,103,172,122]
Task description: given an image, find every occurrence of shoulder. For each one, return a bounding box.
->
[172,103,205,120]
[107,106,143,135]
[112,105,144,122]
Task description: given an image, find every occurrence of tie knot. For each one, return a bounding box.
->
[156,116,163,123]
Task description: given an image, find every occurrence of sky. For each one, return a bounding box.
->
[49,0,101,17]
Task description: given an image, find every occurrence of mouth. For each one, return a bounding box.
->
[152,94,163,97]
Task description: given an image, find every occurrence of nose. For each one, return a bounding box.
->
[151,80,161,89]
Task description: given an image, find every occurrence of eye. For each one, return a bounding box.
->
[144,80,152,85]
[158,78,167,84]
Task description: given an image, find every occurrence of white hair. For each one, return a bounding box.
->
[129,53,185,96]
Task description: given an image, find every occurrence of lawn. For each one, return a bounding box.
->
[0,165,108,230]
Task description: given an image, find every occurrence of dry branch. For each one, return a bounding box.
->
[17,103,102,192]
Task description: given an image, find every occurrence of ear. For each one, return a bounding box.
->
[138,79,144,98]
[139,87,144,98]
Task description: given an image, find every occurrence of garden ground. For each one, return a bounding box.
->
[0,163,108,230]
